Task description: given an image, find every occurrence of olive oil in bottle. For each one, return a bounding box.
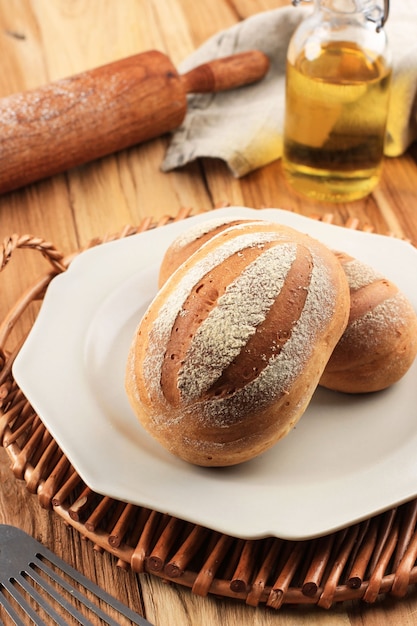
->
[283,0,391,203]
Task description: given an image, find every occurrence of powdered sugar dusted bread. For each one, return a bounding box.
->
[320,251,417,393]
[125,220,350,466]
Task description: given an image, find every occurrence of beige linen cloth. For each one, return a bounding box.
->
[161,1,417,177]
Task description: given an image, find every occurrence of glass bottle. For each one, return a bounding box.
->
[282,0,391,202]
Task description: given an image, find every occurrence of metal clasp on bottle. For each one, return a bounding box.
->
[366,0,390,30]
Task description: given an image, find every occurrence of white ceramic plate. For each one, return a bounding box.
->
[12,207,417,540]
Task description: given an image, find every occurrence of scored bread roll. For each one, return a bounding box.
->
[160,218,417,394]
[158,216,261,287]
[126,220,350,466]
[320,251,417,393]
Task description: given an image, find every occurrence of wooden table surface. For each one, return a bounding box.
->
[1,1,417,625]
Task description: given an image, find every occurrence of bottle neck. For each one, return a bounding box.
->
[289,0,391,66]
[312,0,386,29]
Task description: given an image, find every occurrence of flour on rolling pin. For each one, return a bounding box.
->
[0,49,269,194]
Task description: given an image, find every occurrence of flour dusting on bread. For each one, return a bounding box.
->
[126,219,350,466]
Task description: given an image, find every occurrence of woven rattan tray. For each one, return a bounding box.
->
[1,208,417,610]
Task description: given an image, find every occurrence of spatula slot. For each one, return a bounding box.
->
[0,525,151,626]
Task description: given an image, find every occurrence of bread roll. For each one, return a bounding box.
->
[158,216,262,287]
[320,251,417,393]
[126,221,350,466]
[161,220,417,394]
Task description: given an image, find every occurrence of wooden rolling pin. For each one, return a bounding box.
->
[0,49,269,194]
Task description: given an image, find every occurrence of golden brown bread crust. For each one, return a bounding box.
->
[320,251,417,393]
[160,222,417,395]
[158,217,262,288]
[125,220,350,466]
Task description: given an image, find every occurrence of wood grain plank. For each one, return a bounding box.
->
[29,0,166,77]
[0,1,48,94]
[229,0,289,19]
[165,0,238,51]
[374,147,417,245]
[141,574,354,626]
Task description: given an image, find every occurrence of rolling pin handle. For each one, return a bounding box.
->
[180,50,270,94]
